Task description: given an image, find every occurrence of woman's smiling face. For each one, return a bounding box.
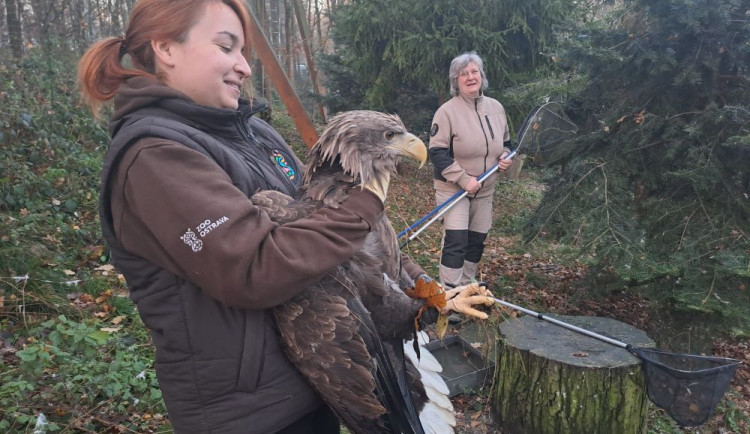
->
[457,61,482,98]
[158,2,251,109]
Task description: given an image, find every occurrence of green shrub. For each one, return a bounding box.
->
[0,315,165,432]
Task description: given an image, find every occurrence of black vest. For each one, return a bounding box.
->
[99,98,319,433]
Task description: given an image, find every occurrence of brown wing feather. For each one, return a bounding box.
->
[250,190,321,224]
[273,275,390,432]
[251,188,407,433]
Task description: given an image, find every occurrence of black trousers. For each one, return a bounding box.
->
[276,404,340,434]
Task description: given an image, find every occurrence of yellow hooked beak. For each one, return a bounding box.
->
[387,132,427,168]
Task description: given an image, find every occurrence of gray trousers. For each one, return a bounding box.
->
[435,190,493,287]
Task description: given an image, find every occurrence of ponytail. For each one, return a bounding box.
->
[77,36,152,116]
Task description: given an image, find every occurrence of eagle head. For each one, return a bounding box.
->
[305,110,427,187]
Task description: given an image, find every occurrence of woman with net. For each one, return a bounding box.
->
[428,52,513,289]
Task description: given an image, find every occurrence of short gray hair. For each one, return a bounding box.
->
[448,51,489,97]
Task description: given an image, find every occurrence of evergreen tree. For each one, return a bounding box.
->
[320,0,578,131]
[527,0,749,332]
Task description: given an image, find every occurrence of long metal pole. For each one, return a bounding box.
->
[491,297,629,349]
[399,149,517,248]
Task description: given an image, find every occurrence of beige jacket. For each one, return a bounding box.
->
[429,93,510,197]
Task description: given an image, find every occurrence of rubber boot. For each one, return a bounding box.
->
[460,260,479,286]
[439,264,463,290]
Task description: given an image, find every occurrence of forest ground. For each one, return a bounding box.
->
[387,159,750,434]
[1,108,746,433]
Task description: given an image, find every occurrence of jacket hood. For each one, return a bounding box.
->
[109,76,267,138]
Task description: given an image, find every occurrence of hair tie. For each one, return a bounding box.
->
[118,37,129,58]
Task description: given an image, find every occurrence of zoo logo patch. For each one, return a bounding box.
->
[180,228,203,253]
[430,123,439,137]
[271,150,296,180]
[179,216,230,253]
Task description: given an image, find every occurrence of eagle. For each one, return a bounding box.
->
[251,111,455,434]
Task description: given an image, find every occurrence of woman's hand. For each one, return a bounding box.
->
[498,151,513,172]
[465,177,482,194]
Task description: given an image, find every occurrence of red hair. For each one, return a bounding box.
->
[77,0,252,115]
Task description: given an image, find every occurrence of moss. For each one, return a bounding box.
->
[493,336,649,433]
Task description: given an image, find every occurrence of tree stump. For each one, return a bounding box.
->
[503,154,526,181]
[492,315,655,434]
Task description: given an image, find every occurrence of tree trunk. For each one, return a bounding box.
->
[503,154,526,181]
[5,0,23,59]
[493,315,653,434]
[291,0,326,121]
[254,0,271,101]
[284,0,293,82]
[29,0,51,50]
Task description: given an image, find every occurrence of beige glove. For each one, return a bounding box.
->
[361,172,391,203]
[441,282,495,319]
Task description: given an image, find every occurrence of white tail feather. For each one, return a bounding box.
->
[424,384,453,411]
[417,330,431,346]
[405,333,455,434]
[405,344,443,373]
[419,368,450,396]
[419,402,456,434]
[403,340,419,364]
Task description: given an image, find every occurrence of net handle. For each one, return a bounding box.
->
[492,297,629,349]
[493,297,747,367]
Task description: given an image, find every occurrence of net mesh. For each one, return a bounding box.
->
[633,347,741,427]
[516,102,578,166]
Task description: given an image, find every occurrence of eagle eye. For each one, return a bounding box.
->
[384,131,395,140]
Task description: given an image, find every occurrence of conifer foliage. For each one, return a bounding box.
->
[320,0,576,129]
[526,0,749,331]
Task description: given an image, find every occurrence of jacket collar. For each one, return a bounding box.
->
[457,90,484,107]
[110,76,267,139]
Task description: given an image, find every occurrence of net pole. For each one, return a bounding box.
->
[399,155,516,248]
[398,150,519,240]
[492,297,629,349]
[397,189,464,238]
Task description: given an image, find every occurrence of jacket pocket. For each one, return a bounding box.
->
[236,313,266,393]
[484,115,495,140]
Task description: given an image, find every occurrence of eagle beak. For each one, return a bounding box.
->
[388,132,428,168]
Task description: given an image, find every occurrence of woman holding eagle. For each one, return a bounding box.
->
[77,0,494,432]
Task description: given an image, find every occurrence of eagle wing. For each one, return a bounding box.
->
[250,110,448,434]
[252,190,423,434]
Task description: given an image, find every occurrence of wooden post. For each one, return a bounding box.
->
[493,315,654,434]
[246,7,319,148]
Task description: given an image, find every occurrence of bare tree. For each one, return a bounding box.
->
[4,0,23,59]
[284,0,293,81]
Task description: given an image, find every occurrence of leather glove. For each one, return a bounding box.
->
[361,172,391,203]
[441,282,494,320]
